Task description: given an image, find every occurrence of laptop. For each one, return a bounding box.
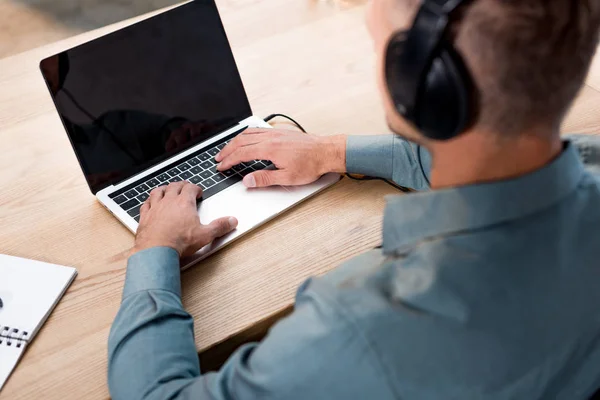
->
[39,0,339,267]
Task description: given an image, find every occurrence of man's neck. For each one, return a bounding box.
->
[428,129,563,189]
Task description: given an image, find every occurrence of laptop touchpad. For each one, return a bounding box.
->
[198,183,298,232]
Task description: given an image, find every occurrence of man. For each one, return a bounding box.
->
[108,0,600,398]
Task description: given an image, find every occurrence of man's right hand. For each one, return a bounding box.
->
[215,128,347,188]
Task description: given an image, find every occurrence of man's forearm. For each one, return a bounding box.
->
[108,247,201,400]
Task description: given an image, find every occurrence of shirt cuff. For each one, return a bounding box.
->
[123,247,182,299]
[346,135,395,180]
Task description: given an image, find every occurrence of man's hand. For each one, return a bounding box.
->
[215,128,347,188]
[133,182,238,257]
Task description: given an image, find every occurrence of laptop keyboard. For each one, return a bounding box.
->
[109,130,271,222]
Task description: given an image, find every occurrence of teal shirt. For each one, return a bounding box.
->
[108,135,600,399]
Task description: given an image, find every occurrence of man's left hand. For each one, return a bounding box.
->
[133,182,238,257]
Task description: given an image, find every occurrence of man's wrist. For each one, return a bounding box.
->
[318,135,347,174]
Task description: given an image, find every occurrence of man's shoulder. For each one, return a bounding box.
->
[303,227,600,398]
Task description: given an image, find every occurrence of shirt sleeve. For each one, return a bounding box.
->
[345,134,431,190]
[107,251,392,400]
[108,247,201,400]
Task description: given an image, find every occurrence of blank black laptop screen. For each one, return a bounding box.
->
[40,0,252,194]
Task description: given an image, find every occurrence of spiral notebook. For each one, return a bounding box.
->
[0,254,77,391]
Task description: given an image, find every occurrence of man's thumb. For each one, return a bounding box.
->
[244,170,287,188]
[206,217,238,240]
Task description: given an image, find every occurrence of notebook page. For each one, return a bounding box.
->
[0,254,77,339]
[0,338,26,391]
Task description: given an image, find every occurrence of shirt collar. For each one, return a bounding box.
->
[382,141,586,255]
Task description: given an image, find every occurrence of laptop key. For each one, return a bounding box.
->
[204,178,216,187]
[121,198,140,211]
[213,174,225,182]
[135,183,150,193]
[190,166,202,174]
[200,161,212,170]
[222,169,235,177]
[134,215,141,223]
[216,143,226,150]
[187,157,200,166]
[200,170,212,179]
[157,173,170,182]
[232,164,245,172]
[147,178,160,187]
[170,176,182,182]
[179,163,191,171]
[113,194,128,204]
[180,171,193,180]
[201,175,242,201]
[124,189,138,199]
[198,153,211,161]
[190,176,202,185]
[167,167,180,177]
[239,168,253,177]
[207,147,220,156]
[128,205,142,218]
[137,193,149,203]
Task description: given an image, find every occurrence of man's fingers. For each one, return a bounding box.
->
[243,170,290,188]
[180,182,203,203]
[165,181,186,197]
[217,145,272,170]
[203,217,238,241]
[242,128,271,135]
[215,133,272,162]
[140,201,150,214]
[149,186,166,205]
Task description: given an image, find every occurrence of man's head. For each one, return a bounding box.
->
[367,0,600,143]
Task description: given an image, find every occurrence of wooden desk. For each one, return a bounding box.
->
[0,1,598,398]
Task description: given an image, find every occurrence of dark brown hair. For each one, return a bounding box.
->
[454,0,600,135]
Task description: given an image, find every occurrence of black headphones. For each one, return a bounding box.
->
[385,0,475,141]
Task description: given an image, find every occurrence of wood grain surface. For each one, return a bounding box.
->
[0,0,598,398]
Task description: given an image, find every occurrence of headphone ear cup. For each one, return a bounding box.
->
[417,44,473,140]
